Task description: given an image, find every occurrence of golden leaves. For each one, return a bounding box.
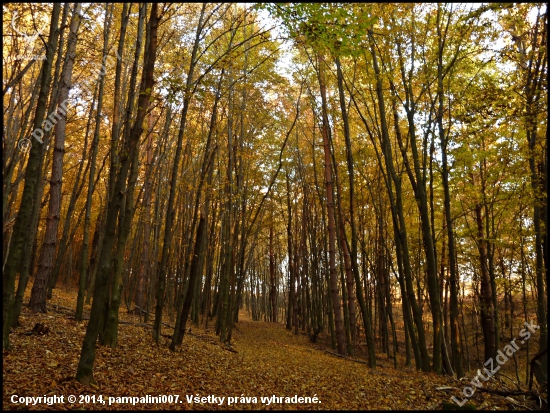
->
[2,290,509,410]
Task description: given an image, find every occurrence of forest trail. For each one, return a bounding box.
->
[4,3,546,410]
[3,288,508,410]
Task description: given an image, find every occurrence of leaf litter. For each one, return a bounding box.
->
[3,288,510,410]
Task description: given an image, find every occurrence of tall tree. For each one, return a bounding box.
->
[335,55,376,367]
[75,2,116,321]
[435,3,464,378]
[506,4,547,384]
[317,53,347,356]
[3,3,61,349]
[153,3,207,343]
[29,3,82,312]
[76,3,160,384]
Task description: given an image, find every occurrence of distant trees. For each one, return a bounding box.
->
[260,2,545,379]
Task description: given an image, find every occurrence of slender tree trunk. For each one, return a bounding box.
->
[361,40,429,371]
[435,6,463,377]
[172,215,207,348]
[101,2,148,348]
[285,172,295,332]
[392,27,446,373]
[511,10,547,383]
[76,3,159,384]
[201,199,218,326]
[269,222,277,322]
[11,6,70,323]
[2,3,61,349]
[219,40,237,342]
[317,53,347,356]
[29,3,82,313]
[136,107,166,309]
[294,230,300,336]
[47,84,93,298]
[485,198,500,356]
[101,126,139,347]
[300,195,310,333]
[85,206,105,305]
[171,78,220,349]
[335,56,375,366]
[474,203,496,362]
[153,4,206,343]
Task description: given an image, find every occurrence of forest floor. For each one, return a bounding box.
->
[2,287,541,410]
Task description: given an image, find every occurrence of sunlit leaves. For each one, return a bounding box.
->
[257,3,375,57]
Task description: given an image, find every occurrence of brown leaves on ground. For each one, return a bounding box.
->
[3,289,516,410]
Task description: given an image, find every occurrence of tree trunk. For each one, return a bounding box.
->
[153,3,206,343]
[29,3,82,313]
[2,3,61,349]
[361,39,429,371]
[269,222,277,322]
[101,2,148,348]
[317,53,347,356]
[76,3,159,385]
[11,6,69,323]
[511,9,547,384]
[475,203,497,362]
[7,38,57,314]
[335,56,375,366]
[285,172,295,332]
[435,5,463,377]
[172,215,206,348]
[391,27,446,373]
[171,75,220,349]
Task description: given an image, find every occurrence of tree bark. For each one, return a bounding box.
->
[101,1,147,349]
[475,203,497,362]
[75,3,117,321]
[2,3,61,349]
[335,56,376,366]
[317,53,347,356]
[11,3,69,324]
[436,4,463,378]
[76,3,159,384]
[269,222,277,322]
[153,3,207,343]
[29,3,81,312]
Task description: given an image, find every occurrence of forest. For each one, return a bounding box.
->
[2,2,547,410]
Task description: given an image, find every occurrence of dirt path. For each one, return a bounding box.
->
[229,316,445,409]
[3,290,504,410]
